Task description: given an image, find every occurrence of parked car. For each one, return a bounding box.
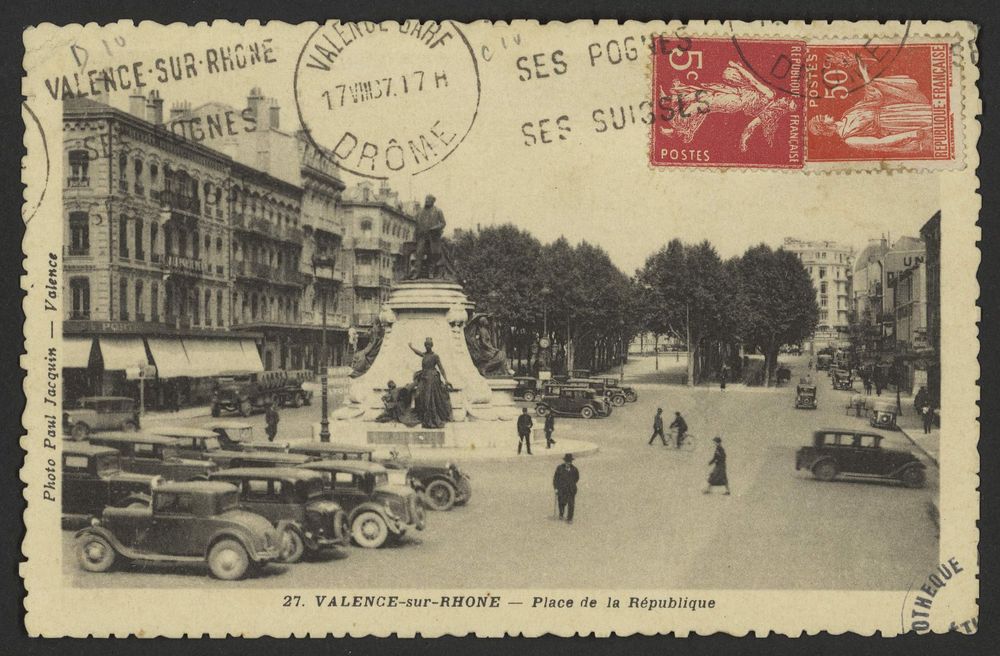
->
[201,420,290,453]
[209,468,349,563]
[567,378,627,407]
[816,354,834,371]
[832,369,854,391]
[795,429,926,488]
[535,387,612,419]
[86,432,218,481]
[298,460,425,549]
[164,430,314,470]
[595,377,639,403]
[289,443,376,461]
[63,396,140,440]
[62,442,162,522]
[795,384,817,409]
[869,400,899,430]
[74,481,282,579]
[211,369,313,417]
[380,452,471,512]
[513,377,543,402]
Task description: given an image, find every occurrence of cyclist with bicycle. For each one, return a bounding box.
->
[669,411,688,449]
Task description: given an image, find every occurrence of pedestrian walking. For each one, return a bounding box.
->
[648,408,667,446]
[922,403,934,434]
[265,401,280,442]
[544,413,556,448]
[552,453,579,523]
[875,376,883,396]
[704,436,731,495]
[719,365,728,391]
[808,358,813,370]
[517,407,534,455]
[863,376,872,395]
[669,411,688,449]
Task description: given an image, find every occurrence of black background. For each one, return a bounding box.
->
[2,1,996,654]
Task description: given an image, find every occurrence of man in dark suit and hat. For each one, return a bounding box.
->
[553,453,580,523]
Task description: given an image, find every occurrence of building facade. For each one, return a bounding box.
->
[63,94,265,409]
[782,238,854,349]
[920,212,941,405]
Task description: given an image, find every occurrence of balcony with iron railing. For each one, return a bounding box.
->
[66,245,90,257]
[154,189,201,215]
[353,272,380,288]
[301,310,351,328]
[66,177,90,188]
[353,235,391,251]
[233,260,307,286]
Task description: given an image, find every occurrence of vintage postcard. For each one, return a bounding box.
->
[21,20,980,637]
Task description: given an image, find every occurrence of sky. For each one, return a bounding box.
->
[82,21,942,274]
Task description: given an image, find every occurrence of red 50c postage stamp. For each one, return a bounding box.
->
[805,43,954,162]
[650,38,807,169]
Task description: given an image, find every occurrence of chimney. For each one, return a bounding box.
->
[146,90,164,124]
[268,100,280,130]
[247,87,264,121]
[169,100,190,120]
[129,92,147,118]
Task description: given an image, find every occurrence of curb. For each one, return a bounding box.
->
[896,425,940,469]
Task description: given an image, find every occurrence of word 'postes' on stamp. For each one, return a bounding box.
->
[805,43,954,162]
[295,21,480,179]
[650,38,806,169]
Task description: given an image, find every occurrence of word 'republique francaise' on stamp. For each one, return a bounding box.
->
[21,19,978,639]
[650,32,963,171]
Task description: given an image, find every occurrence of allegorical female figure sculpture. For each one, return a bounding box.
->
[464,315,512,377]
[408,338,453,429]
[350,317,384,378]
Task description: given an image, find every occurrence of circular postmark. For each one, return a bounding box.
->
[900,556,978,635]
[22,102,50,225]
[294,20,481,179]
[729,21,911,97]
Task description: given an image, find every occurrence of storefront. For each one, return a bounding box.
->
[146,337,264,408]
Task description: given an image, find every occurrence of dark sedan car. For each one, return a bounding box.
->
[795,429,926,488]
[62,442,161,522]
[536,387,612,419]
[86,432,218,481]
[209,468,349,563]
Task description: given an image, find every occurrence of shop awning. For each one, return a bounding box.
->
[238,339,265,373]
[97,337,149,371]
[62,337,94,369]
[182,338,262,378]
[146,338,196,379]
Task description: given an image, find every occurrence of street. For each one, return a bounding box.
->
[64,356,938,590]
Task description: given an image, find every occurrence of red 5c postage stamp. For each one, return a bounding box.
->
[805,43,954,162]
[650,38,807,169]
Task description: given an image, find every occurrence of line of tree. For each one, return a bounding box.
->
[449,225,640,376]
[636,239,819,386]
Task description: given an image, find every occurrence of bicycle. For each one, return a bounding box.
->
[669,430,696,452]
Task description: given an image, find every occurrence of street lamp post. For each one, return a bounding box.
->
[540,286,551,338]
[312,255,337,442]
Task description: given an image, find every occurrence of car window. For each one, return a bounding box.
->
[245,479,273,499]
[135,443,157,457]
[821,433,840,446]
[860,435,880,448]
[155,493,194,514]
[203,437,221,451]
[333,472,355,487]
[95,453,120,476]
[64,455,89,470]
[81,399,97,410]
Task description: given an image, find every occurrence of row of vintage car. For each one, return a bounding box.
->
[65,422,472,580]
[514,376,639,419]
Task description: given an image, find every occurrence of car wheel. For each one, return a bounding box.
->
[580,405,595,419]
[813,461,838,482]
[901,467,926,489]
[122,420,138,432]
[292,393,304,408]
[625,391,638,403]
[523,391,535,402]
[535,404,549,417]
[71,422,90,441]
[611,395,626,407]
[239,400,252,417]
[425,480,456,511]
[75,535,116,572]
[208,539,250,580]
[279,528,305,563]
[352,511,389,549]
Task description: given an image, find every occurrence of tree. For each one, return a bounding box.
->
[637,240,735,385]
[734,244,818,385]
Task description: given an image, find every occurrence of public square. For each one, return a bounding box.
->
[63,354,939,591]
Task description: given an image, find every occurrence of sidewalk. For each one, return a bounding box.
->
[894,400,940,467]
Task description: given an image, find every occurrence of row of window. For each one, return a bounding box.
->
[69,212,227,270]
[68,276,226,328]
[231,290,300,325]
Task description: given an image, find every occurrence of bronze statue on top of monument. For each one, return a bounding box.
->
[406,194,457,280]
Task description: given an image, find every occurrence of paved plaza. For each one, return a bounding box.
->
[64,355,939,590]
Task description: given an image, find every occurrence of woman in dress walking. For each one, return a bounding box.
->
[704,436,731,495]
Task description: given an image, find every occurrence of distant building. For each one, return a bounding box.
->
[919,212,941,404]
[877,236,925,346]
[782,238,855,349]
